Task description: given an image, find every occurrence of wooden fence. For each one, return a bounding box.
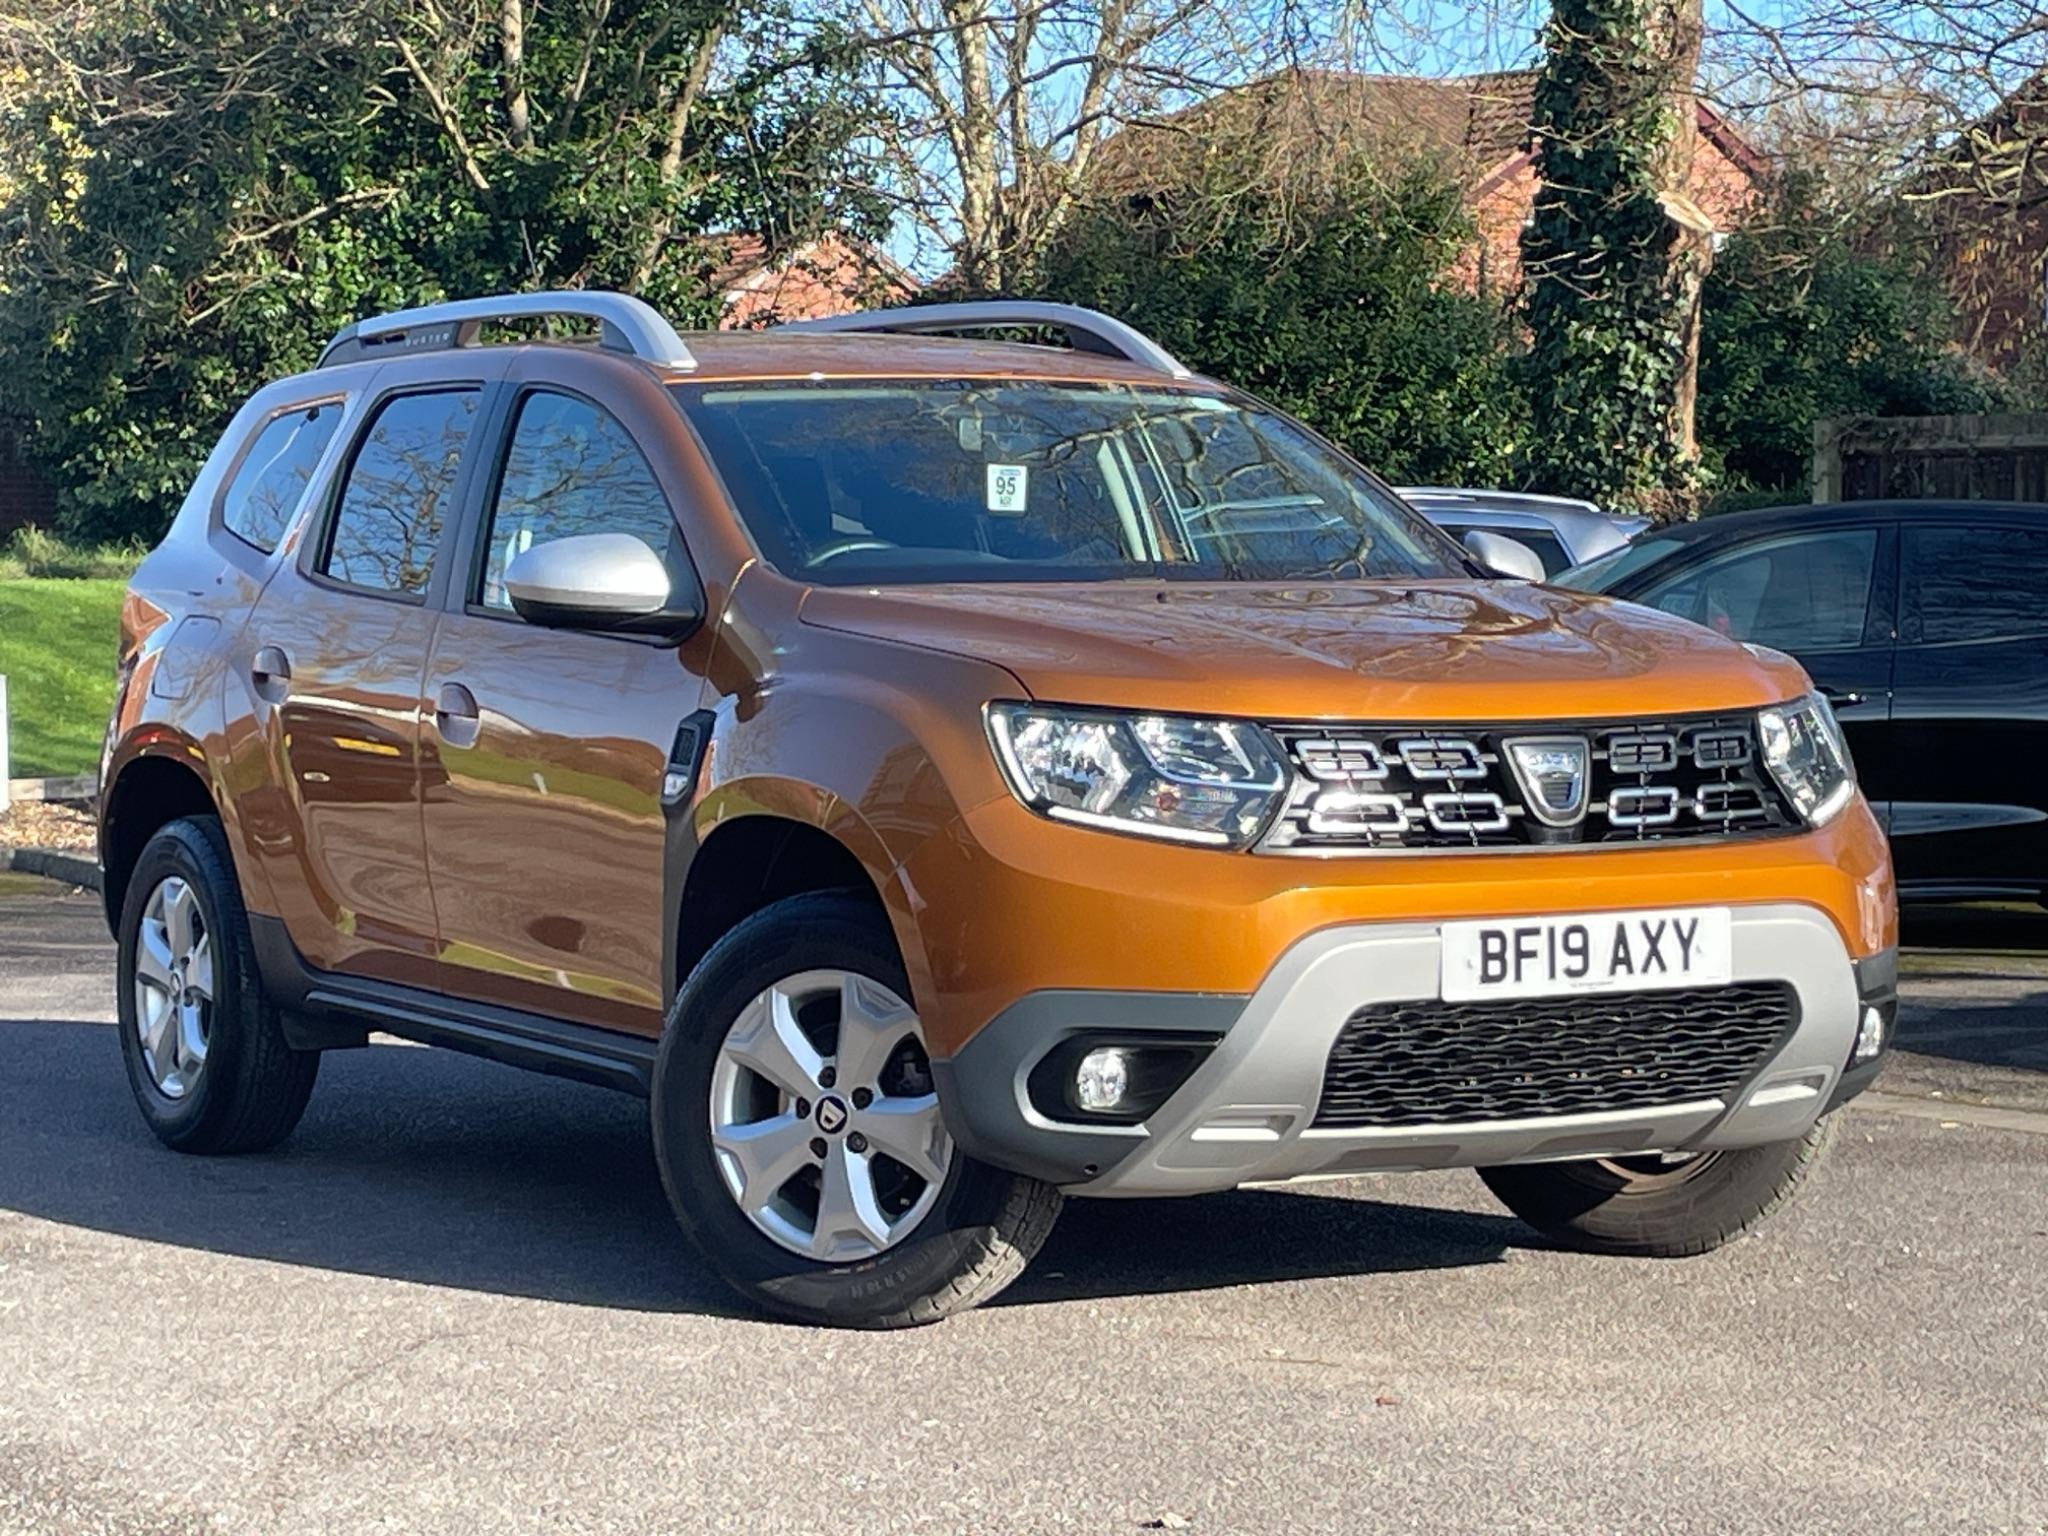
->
[1813,413,2048,503]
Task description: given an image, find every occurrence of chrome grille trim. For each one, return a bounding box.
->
[1395,738,1486,780]
[1258,711,1800,854]
[1608,785,1681,827]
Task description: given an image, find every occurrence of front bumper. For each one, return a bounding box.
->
[932,904,1894,1197]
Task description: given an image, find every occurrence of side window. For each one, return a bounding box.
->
[1906,524,2048,643]
[219,404,341,553]
[1639,528,1879,651]
[479,391,677,611]
[321,390,479,597]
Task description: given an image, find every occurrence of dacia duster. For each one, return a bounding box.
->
[98,293,1897,1327]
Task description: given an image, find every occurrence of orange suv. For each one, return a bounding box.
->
[99,293,1897,1326]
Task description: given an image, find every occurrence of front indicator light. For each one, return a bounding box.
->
[1758,693,1855,826]
[987,704,1287,847]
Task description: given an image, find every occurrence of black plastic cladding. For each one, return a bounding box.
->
[1313,982,1799,1128]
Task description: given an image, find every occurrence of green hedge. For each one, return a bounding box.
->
[1029,163,1527,486]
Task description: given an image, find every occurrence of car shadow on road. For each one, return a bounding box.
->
[2,1019,1527,1321]
[1894,904,2048,1084]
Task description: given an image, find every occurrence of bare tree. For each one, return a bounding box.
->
[1705,0,2048,355]
[824,0,1303,290]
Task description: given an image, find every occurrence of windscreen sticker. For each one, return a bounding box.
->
[986,463,1028,515]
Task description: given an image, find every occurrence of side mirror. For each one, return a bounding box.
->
[1462,529,1548,583]
[503,532,700,636]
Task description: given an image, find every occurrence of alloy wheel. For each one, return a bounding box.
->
[133,876,213,1100]
[1589,1151,1722,1190]
[708,969,951,1261]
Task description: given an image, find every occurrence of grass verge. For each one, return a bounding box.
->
[0,577,125,778]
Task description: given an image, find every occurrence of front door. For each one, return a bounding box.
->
[420,385,706,1035]
[1889,520,2048,895]
[243,386,485,982]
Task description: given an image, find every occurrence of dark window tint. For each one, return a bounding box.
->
[1430,519,1571,576]
[1638,528,1878,650]
[479,392,676,611]
[321,390,478,596]
[220,405,340,552]
[1906,524,2048,643]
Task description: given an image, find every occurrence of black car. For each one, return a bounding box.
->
[1561,500,2048,904]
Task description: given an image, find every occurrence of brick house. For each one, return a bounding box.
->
[709,232,917,327]
[1910,77,2048,369]
[1090,69,1766,302]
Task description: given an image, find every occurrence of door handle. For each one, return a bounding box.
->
[1820,687,1867,709]
[251,646,291,705]
[435,682,481,749]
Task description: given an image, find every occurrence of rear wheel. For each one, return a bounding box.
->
[653,893,1060,1327]
[1477,1112,1838,1257]
[116,817,319,1154]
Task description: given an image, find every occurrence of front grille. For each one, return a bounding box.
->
[1260,713,1797,852]
[1312,983,1797,1129]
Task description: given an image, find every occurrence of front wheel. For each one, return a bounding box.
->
[652,893,1061,1327]
[1477,1112,1838,1257]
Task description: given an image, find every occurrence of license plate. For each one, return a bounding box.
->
[1440,907,1732,1002]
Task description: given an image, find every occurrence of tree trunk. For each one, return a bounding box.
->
[943,0,1002,292]
[1521,0,1711,517]
[1657,0,1708,469]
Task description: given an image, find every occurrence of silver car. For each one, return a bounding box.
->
[1400,488,1649,577]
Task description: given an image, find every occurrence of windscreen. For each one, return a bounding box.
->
[1557,533,1689,593]
[673,380,1469,585]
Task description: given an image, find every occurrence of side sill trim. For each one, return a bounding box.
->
[250,915,655,1097]
[301,986,656,1098]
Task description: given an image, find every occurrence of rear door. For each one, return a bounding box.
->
[243,384,487,981]
[1888,519,2048,895]
[1626,522,1899,820]
[418,374,709,1036]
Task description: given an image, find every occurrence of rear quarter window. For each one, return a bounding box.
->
[218,404,342,553]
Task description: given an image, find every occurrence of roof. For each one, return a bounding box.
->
[1637,498,2048,549]
[1399,487,1604,517]
[1089,68,1765,197]
[702,232,918,327]
[1909,71,2048,207]
[1399,488,1636,561]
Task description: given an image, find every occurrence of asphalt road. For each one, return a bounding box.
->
[1,873,2043,1535]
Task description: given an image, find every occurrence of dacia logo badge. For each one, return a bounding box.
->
[1505,737,1590,827]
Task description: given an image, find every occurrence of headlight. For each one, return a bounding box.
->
[986,704,1287,847]
[1758,693,1855,826]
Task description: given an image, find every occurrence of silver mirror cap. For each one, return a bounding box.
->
[503,532,672,621]
[1462,529,1548,583]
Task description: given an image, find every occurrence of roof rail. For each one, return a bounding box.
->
[779,300,1190,378]
[319,290,696,371]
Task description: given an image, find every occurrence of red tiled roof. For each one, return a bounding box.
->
[1092,68,1762,194]
[701,232,917,327]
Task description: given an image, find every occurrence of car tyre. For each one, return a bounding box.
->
[116,816,319,1154]
[1477,1111,1838,1257]
[652,892,1061,1328]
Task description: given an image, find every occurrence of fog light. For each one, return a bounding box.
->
[1075,1047,1133,1112]
[1853,1004,1887,1063]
